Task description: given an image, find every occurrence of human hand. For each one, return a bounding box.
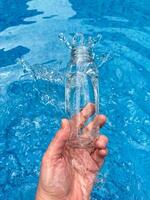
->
[36,103,108,200]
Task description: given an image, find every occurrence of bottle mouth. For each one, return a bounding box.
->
[71,45,93,64]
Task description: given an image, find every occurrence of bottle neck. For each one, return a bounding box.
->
[71,46,93,65]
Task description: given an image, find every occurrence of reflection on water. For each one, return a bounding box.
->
[0,0,43,67]
[69,0,150,26]
[0,0,43,32]
[0,46,30,68]
[0,0,150,199]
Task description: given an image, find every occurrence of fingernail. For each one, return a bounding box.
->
[100,114,107,121]
[62,119,70,132]
[61,119,65,129]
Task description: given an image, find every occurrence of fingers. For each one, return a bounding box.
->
[99,148,108,157]
[82,115,106,137]
[95,135,108,149]
[45,119,70,159]
[91,135,108,167]
[71,103,95,129]
[91,148,108,167]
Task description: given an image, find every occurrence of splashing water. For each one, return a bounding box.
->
[58,33,115,197]
[17,34,113,198]
[59,33,112,149]
[59,32,113,67]
[59,32,102,49]
[17,59,64,105]
[17,33,112,108]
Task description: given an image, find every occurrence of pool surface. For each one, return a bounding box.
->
[0,0,150,199]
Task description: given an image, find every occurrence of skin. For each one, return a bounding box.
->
[36,103,108,200]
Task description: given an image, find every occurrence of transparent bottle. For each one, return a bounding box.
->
[64,34,100,148]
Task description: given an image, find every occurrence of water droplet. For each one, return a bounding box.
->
[72,32,84,46]
[58,33,72,49]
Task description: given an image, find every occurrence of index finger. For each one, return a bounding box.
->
[71,103,95,129]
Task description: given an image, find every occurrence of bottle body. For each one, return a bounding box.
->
[65,63,99,118]
[65,50,100,147]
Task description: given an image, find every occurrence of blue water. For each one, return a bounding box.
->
[0,0,150,199]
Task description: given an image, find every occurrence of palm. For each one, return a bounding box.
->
[36,104,108,200]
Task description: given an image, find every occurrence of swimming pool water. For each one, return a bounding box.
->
[0,0,150,199]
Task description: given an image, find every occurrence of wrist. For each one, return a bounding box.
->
[36,185,51,200]
[35,185,67,200]
[36,182,91,200]
[36,188,90,200]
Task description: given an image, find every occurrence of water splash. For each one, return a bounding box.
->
[88,34,102,47]
[17,58,38,81]
[97,52,113,67]
[58,32,112,67]
[17,58,64,105]
[58,32,102,49]
[58,33,72,49]
[17,59,64,82]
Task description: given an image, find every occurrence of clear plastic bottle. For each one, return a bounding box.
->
[64,34,100,148]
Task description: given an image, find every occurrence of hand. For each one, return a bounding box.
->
[36,103,108,200]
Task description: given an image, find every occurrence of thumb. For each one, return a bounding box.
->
[46,119,70,159]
